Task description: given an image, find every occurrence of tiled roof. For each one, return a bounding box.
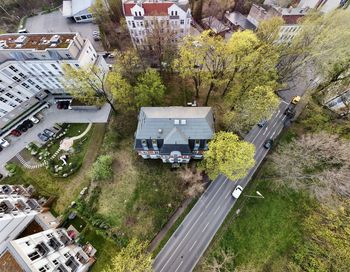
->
[124,2,174,16]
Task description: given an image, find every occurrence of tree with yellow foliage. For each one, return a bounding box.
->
[201,132,255,181]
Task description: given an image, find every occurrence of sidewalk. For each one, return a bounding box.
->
[148,197,193,253]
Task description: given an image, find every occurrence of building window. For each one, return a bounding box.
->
[53,259,59,265]
[180,19,184,25]
[64,252,71,258]
[28,251,40,261]
[39,264,50,272]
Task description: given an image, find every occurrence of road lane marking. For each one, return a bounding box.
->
[263,127,268,135]
[205,178,228,209]
[214,205,221,215]
[225,191,231,199]
[282,115,286,121]
[189,240,198,252]
[159,210,205,272]
[174,261,183,272]
[202,222,210,233]
[281,100,289,105]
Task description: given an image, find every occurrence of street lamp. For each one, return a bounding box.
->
[244,191,264,199]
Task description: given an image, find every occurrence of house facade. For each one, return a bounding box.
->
[122,0,192,49]
[0,185,41,254]
[134,107,214,164]
[6,228,96,272]
[0,32,107,135]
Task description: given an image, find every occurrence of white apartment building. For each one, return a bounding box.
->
[0,185,41,254]
[122,0,192,49]
[6,228,96,272]
[0,32,107,135]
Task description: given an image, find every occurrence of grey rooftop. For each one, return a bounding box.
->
[135,106,214,140]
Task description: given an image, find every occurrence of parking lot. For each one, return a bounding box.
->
[25,10,104,52]
[0,103,111,176]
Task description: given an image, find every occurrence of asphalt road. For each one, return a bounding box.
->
[153,101,290,272]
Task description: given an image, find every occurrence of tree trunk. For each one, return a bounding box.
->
[193,77,200,98]
[204,82,215,106]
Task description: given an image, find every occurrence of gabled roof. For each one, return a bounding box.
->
[124,2,174,16]
[135,107,214,142]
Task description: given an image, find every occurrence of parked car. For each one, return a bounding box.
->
[0,146,2,152]
[29,116,40,124]
[0,138,10,148]
[43,129,55,137]
[284,106,295,118]
[23,120,34,128]
[11,129,22,137]
[232,185,243,199]
[263,139,273,149]
[16,125,27,133]
[38,133,49,142]
[291,96,301,105]
[257,120,267,128]
[56,101,70,110]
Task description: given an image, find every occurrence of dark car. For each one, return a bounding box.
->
[16,125,27,133]
[284,106,295,118]
[23,119,34,128]
[38,133,49,142]
[263,139,273,149]
[57,102,63,109]
[43,129,55,137]
[11,129,22,137]
[258,120,267,128]
[0,146,3,152]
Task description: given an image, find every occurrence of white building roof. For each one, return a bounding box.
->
[62,0,95,17]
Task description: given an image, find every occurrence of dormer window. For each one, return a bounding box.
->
[139,11,142,16]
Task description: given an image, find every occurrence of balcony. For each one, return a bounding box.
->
[170,15,179,19]
[134,16,144,20]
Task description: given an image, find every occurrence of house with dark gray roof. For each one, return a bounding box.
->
[134,107,215,164]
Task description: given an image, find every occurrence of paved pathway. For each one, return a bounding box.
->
[0,105,110,176]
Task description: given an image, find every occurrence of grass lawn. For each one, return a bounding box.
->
[3,123,106,214]
[79,226,119,272]
[62,215,87,232]
[96,137,186,241]
[198,177,312,271]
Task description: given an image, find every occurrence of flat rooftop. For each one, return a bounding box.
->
[0,33,76,51]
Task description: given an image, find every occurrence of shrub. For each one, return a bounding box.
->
[90,155,113,181]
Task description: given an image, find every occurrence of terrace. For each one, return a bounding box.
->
[0,33,75,50]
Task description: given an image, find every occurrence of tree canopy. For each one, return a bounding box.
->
[134,68,165,108]
[201,132,255,180]
[103,239,153,272]
[62,64,117,113]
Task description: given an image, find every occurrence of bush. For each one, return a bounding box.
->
[90,155,113,181]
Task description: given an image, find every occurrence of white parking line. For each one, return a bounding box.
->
[189,240,198,252]
[202,222,210,233]
[174,261,183,272]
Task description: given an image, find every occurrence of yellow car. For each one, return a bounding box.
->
[291,96,301,105]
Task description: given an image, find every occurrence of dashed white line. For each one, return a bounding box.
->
[263,127,268,135]
[174,261,183,272]
[225,191,231,199]
[189,240,198,252]
[281,100,289,105]
[282,115,287,121]
[214,205,221,215]
[202,222,210,233]
[205,179,227,209]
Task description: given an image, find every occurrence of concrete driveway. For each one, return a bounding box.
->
[0,104,110,177]
[25,10,104,52]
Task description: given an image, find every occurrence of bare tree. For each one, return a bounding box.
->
[202,250,235,272]
[270,132,350,205]
[179,166,205,197]
[144,16,179,71]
